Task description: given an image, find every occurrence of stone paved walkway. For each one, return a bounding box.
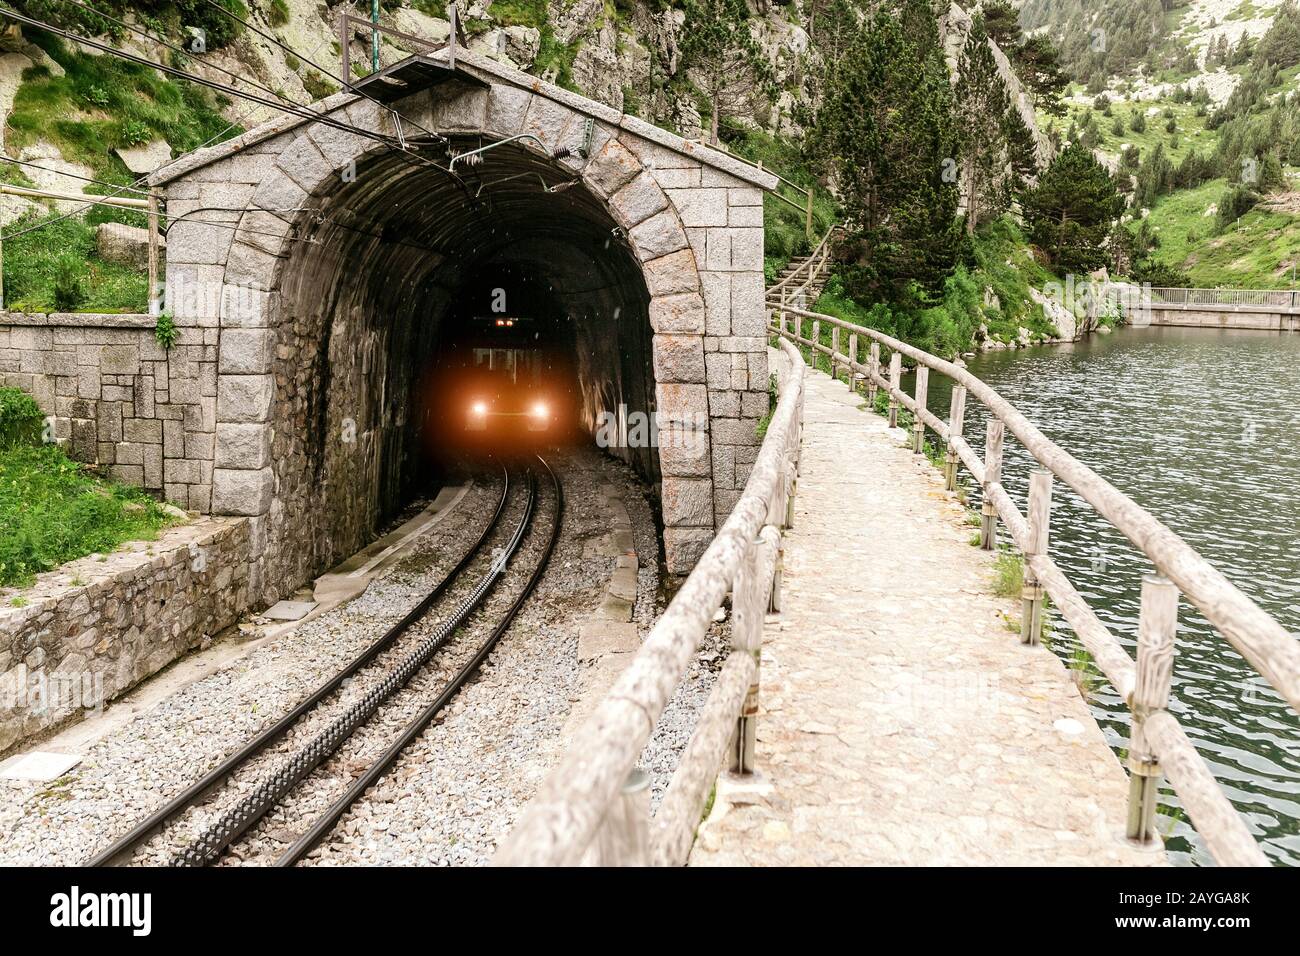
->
[689,369,1164,866]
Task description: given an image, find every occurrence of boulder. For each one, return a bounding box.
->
[96,222,162,269]
[114,139,172,175]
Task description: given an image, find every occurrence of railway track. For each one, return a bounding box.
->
[85,455,562,867]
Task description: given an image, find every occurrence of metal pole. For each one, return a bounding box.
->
[804,187,813,243]
[371,0,379,72]
[340,11,350,85]
[448,3,457,69]
[1126,575,1178,844]
[147,189,160,317]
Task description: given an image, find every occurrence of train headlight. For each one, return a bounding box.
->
[531,402,549,420]
[471,401,488,416]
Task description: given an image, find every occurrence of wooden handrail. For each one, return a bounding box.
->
[768,222,838,302]
[494,338,807,866]
[771,300,1293,866]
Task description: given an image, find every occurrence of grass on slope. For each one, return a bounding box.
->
[7,32,236,178]
[2,32,238,312]
[3,213,148,313]
[0,388,178,590]
[808,217,1062,359]
[1142,178,1300,287]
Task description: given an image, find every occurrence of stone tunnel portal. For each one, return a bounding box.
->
[154,56,774,604]
[274,142,656,587]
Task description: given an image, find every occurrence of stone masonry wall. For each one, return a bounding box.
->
[148,49,776,590]
[0,517,250,754]
[0,313,217,511]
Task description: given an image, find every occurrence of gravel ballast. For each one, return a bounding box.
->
[0,446,735,866]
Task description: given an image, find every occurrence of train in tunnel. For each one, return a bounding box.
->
[418,266,582,459]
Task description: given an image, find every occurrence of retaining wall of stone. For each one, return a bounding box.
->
[0,517,250,754]
[0,312,217,511]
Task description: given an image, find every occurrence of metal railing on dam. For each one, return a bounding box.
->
[770,295,1298,867]
[1150,287,1300,310]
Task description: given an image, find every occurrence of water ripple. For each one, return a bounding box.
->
[918,326,1300,866]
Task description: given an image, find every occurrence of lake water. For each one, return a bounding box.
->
[916,325,1300,866]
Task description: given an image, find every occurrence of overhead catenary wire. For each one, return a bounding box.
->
[0,2,472,245]
[0,156,148,193]
[0,6,436,158]
[0,0,372,242]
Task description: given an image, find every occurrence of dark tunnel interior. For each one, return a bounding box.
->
[271,137,658,582]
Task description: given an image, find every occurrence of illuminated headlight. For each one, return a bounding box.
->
[471,401,488,416]
[531,402,549,419]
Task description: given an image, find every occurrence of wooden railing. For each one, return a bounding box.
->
[1150,287,1300,310]
[494,337,807,866]
[769,300,1300,867]
[768,223,837,307]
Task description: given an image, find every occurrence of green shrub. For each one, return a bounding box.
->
[0,387,44,449]
[52,257,87,312]
[119,118,151,146]
[154,312,180,349]
[268,0,290,27]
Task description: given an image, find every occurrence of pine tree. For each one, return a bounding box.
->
[812,0,960,303]
[954,15,1016,233]
[1021,142,1123,275]
[679,0,769,145]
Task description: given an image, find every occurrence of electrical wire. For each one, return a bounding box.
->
[0,0,373,241]
[0,156,148,193]
[194,0,445,146]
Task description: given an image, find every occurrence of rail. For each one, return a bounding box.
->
[770,300,1299,867]
[494,337,806,866]
[1150,287,1300,310]
[767,222,837,305]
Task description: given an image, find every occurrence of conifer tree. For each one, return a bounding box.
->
[679,0,769,145]
[1021,142,1123,274]
[812,0,960,303]
[954,15,1019,233]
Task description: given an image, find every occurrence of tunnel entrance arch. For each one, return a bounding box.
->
[153,50,775,602]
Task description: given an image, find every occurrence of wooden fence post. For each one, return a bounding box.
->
[1021,469,1053,645]
[981,419,1004,550]
[847,332,858,392]
[868,341,880,408]
[731,527,779,775]
[811,319,820,370]
[945,385,966,491]
[1127,575,1178,844]
[582,766,651,865]
[912,366,928,454]
[831,326,840,382]
[887,351,901,428]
